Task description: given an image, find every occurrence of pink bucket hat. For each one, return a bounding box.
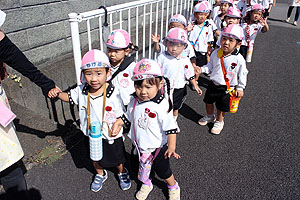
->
[222,24,244,41]
[249,4,265,12]
[80,49,111,83]
[194,1,212,13]
[132,59,163,81]
[106,29,131,49]
[81,49,110,70]
[226,7,241,18]
[165,28,188,44]
[220,0,234,5]
[169,14,187,27]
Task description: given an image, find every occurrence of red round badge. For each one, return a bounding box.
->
[231,63,237,66]
[148,112,156,118]
[123,73,129,77]
[185,65,188,69]
[105,106,112,111]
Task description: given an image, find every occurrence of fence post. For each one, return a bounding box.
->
[69,13,82,85]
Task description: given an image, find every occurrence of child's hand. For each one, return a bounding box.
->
[48,86,62,98]
[194,66,202,75]
[151,33,160,43]
[236,89,244,98]
[260,17,267,26]
[164,147,181,159]
[186,23,194,32]
[194,85,202,96]
[111,119,123,137]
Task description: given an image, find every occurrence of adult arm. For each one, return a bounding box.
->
[0,31,55,95]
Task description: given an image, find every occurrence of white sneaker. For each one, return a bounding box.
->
[293,21,297,26]
[211,121,224,134]
[198,115,216,126]
[285,17,290,22]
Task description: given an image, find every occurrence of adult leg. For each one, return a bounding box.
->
[287,6,294,18]
[295,6,300,21]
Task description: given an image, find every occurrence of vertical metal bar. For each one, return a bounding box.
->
[161,0,164,39]
[110,13,113,33]
[176,0,179,14]
[99,16,103,51]
[171,0,174,16]
[143,5,146,58]
[190,0,193,19]
[128,9,131,35]
[87,19,92,51]
[180,0,183,14]
[154,2,159,59]
[149,3,153,59]
[69,13,82,85]
[119,10,122,29]
[136,6,139,60]
[166,0,169,36]
[184,0,187,18]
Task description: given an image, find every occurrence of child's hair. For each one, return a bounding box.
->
[134,77,173,112]
[128,42,139,53]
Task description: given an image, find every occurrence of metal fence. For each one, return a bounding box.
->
[69,0,213,84]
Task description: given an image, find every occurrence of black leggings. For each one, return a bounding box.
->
[0,160,27,195]
[287,6,300,22]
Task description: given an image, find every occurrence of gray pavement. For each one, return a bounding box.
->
[1,2,300,200]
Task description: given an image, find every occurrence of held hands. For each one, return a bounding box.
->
[48,85,62,98]
[151,33,160,43]
[235,89,244,98]
[164,147,181,159]
[194,66,202,75]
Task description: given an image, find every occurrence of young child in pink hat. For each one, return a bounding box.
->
[157,28,202,127]
[189,1,216,76]
[112,59,180,200]
[240,4,269,62]
[48,49,131,192]
[106,29,138,106]
[198,24,248,135]
[214,0,234,31]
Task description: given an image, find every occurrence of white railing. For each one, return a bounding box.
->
[69,0,213,84]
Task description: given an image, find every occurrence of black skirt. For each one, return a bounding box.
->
[92,137,126,168]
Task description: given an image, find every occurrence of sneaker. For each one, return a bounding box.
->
[285,17,290,22]
[198,115,216,126]
[169,186,180,200]
[118,168,131,191]
[136,183,153,200]
[293,21,297,26]
[91,170,108,192]
[211,121,224,135]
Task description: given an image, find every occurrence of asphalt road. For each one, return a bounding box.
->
[11,2,300,200]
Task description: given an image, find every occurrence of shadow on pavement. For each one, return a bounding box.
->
[0,188,42,200]
[179,103,202,124]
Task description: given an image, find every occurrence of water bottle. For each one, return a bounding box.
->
[89,121,103,161]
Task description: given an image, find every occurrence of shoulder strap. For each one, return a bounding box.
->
[110,55,135,82]
[220,56,231,91]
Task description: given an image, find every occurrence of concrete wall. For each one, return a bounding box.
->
[0,0,131,122]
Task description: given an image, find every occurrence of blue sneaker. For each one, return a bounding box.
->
[118,168,131,190]
[91,170,108,192]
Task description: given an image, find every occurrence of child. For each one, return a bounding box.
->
[215,6,242,47]
[212,0,222,21]
[48,50,131,192]
[198,24,248,134]
[239,4,269,62]
[157,28,202,122]
[189,1,215,70]
[106,29,138,106]
[112,59,180,200]
[152,14,196,60]
[214,0,233,31]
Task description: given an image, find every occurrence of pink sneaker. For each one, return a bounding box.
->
[211,121,224,134]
